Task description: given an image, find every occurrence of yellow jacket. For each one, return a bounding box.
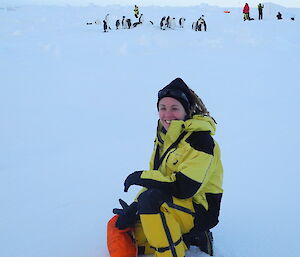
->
[136,115,223,211]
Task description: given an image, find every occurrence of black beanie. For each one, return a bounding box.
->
[157,78,193,114]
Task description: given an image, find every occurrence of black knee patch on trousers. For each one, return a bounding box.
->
[138,188,172,214]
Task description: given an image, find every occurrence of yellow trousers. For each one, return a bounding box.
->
[134,197,195,257]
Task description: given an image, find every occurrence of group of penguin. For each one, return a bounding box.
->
[159,16,186,30]
[87,13,145,32]
[87,13,207,32]
[158,15,207,31]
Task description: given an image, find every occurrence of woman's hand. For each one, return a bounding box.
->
[124,171,143,192]
[112,199,138,230]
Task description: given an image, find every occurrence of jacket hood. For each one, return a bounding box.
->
[184,115,216,135]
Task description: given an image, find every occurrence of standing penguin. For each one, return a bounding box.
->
[197,15,207,31]
[179,17,186,28]
[105,14,111,30]
[122,16,126,29]
[169,17,176,29]
[116,19,120,30]
[126,19,132,29]
[166,16,171,28]
[192,22,197,31]
[103,20,108,32]
[160,16,167,30]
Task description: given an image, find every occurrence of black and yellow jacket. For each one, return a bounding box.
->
[135,115,223,228]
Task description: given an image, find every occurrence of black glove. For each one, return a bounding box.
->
[113,199,138,230]
[124,171,143,192]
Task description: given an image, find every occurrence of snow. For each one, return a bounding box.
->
[0,3,300,257]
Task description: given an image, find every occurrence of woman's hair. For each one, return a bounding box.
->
[188,88,217,123]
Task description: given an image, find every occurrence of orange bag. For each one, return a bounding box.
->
[107,215,138,257]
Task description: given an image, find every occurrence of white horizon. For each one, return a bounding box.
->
[1,0,300,8]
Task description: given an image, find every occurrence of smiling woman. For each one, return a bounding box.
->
[157,78,212,129]
[158,97,187,130]
[110,78,224,257]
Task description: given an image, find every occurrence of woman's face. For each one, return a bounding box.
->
[158,97,187,130]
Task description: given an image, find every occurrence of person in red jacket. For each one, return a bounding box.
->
[243,3,250,21]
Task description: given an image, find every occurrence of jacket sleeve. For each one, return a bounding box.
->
[136,149,214,199]
[134,187,147,201]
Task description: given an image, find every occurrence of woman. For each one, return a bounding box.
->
[113,78,224,257]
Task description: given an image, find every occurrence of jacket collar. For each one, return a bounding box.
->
[184,115,216,135]
[156,115,216,148]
